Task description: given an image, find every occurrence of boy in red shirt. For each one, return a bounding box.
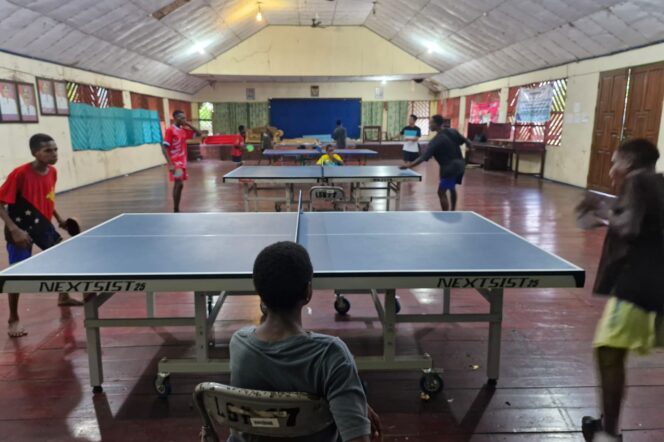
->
[0,134,81,338]
[161,110,201,212]
[231,125,245,166]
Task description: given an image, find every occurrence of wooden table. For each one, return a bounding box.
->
[467,140,546,178]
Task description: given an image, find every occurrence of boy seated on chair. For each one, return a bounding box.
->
[230,241,381,442]
[316,145,344,166]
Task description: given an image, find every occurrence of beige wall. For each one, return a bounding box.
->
[192,27,437,78]
[446,42,664,186]
[194,80,435,103]
[0,51,194,192]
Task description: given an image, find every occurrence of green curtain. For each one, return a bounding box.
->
[386,101,409,139]
[361,101,383,127]
[69,103,161,151]
[213,102,269,134]
[212,103,232,134]
[248,102,269,128]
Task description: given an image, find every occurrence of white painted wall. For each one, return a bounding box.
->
[191,27,437,77]
[194,80,435,102]
[446,42,664,186]
[0,51,193,192]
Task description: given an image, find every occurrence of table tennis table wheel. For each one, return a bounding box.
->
[487,378,498,387]
[334,296,351,315]
[92,386,103,394]
[420,372,443,396]
[154,373,172,398]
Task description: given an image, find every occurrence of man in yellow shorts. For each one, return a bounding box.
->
[576,138,664,441]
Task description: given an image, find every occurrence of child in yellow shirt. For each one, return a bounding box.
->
[316,145,344,166]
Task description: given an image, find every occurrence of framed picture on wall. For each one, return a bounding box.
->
[54,81,69,115]
[246,88,255,101]
[37,78,56,115]
[310,85,319,97]
[0,80,21,122]
[17,82,38,122]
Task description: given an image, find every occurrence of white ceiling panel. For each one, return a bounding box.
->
[0,0,662,93]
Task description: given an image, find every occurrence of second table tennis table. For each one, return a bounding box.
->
[223,165,422,211]
[0,210,584,397]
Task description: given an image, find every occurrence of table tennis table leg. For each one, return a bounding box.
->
[386,183,391,211]
[286,185,293,212]
[442,288,451,314]
[394,182,401,211]
[194,292,209,362]
[486,289,504,384]
[242,185,250,212]
[84,294,104,393]
[383,289,397,361]
[146,292,155,318]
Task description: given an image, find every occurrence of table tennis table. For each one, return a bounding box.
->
[223,165,421,212]
[263,149,377,165]
[0,210,584,396]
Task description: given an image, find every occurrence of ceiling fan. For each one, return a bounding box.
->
[305,0,335,27]
[311,12,326,28]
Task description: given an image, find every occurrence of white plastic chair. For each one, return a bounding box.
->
[193,382,334,441]
[309,186,346,211]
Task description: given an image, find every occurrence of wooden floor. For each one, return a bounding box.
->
[1,159,663,441]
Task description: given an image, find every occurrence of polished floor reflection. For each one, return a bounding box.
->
[1,159,662,441]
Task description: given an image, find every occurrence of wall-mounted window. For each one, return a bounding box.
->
[198,102,213,134]
[409,101,431,136]
[507,79,567,146]
[67,82,124,108]
[130,92,165,121]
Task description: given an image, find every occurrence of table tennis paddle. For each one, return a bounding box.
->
[63,218,81,236]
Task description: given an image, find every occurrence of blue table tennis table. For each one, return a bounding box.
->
[223,165,421,211]
[263,149,377,165]
[0,210,584,396]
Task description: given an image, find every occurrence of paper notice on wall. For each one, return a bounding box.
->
[515,84,555,123]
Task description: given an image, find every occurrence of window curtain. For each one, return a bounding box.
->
[248,102,269,128]
[386,101,409,139]
[362,101,383,127]
[69,103,161,151]
[213,102,269,134]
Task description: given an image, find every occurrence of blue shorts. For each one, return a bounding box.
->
[439,178,458,191]
[7,243,32,265]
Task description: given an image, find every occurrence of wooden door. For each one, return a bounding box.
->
[623,63,664,144]
[587,70,628,193]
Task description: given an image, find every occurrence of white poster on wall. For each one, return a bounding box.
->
[515,84,554,123]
